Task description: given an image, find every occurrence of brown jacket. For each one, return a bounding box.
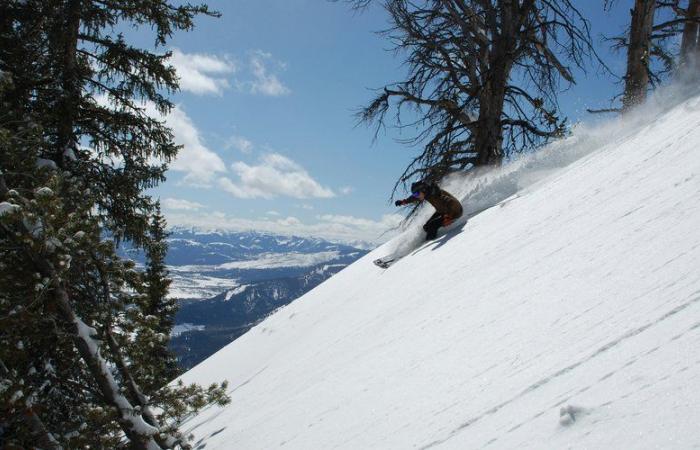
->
[404,186,463,218]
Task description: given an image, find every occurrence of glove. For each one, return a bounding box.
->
[395,200,404,207]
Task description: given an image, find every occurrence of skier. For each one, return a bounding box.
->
[395,180,463,240]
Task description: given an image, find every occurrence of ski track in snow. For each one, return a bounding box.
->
[178,89,700,449]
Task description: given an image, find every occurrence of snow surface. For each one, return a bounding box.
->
[166,271,240,300]
[179,92,700,449]
[224,285,249,300]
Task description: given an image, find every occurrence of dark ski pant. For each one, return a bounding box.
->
[423,212,456,240]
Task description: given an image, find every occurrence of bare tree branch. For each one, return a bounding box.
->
[349,0,600,196]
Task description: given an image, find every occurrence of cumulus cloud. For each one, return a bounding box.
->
[164,210,404,244]
[139,102,226,186]
[169,48,235,95]
[249,51,290,96]
[218,153,334,199]
[162,198,205,211]
[163,105,227,186]
[339,186,354,195]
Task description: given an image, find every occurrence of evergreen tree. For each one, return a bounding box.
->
[0,1,229,448]
[138,202,181,390]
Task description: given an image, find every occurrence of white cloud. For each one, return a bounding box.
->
[165,210,404,244]
[226,135,254,154]
[317,214,377,227]
[169,48,235,95]
[162,198,205,211]
[277,216,302,227]
[172,48,289,97]
[249,51,291,96]
[143,102,227,186]
[218,153,334,199]
[266,210,281,216]
[319,214,404,230]
[340,186,354,195]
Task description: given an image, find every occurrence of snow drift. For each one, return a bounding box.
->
[178,90,700,449]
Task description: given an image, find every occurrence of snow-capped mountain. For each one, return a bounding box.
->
[161,228,369,266]
[122,228,366,268]
[177,91,700,449]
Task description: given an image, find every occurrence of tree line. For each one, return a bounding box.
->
[0,1,228,448]
[346,0,700,196]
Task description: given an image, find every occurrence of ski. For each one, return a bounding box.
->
[373,257,395,269]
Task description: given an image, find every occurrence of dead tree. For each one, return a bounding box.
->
[349,0,599,193]
[600,0,700,113]
[650,0,700,76]
[679,0,700,67]
[622,0,657,110]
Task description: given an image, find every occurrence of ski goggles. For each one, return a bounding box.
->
[411,191,422,198]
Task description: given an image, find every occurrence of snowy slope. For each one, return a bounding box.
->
[179,93,700,449]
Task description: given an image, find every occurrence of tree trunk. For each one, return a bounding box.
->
[472,2,517,166]
[55,0,82,164]
[681,0,700,70]
[474,33,511,166]
[622,0,655,111]
[474,85,506,166]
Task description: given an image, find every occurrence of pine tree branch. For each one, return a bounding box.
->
[0,358,63,450]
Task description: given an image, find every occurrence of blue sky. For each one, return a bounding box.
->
[140,0,636,243]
